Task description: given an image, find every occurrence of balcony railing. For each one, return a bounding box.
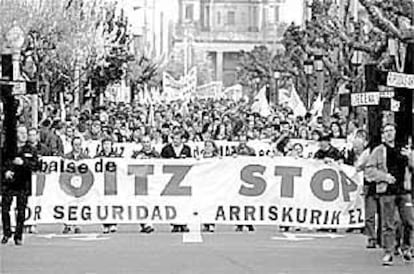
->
[175,24,283,43]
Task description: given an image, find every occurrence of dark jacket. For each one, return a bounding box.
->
[314,145,343,161]
[64,151,89,161]
[95,150,118,158]
[45,132,64,156]
[236,144,256,156]
[2,143,38,195]
[32,142,51,157]
[132,148,160,159]
[161,144,192,159]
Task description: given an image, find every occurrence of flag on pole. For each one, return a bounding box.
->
[279,84,307,117]
[311,93,324,118]
[251,86,271,117]
[147,102,155,127]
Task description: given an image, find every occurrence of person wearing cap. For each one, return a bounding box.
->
[314,134,343,163]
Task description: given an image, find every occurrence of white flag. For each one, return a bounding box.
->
[251,86,271,117]
[279,84,307,117]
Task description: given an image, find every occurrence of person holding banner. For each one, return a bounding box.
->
[132,135,159,233]
[62,136,89,234]
[25,127,50,234]
[314,135,343,163]
[161,130,192,233]
[200,140,219,233]
[1,126,38,246]
[235,134,255,233]
[365,123,414,265]
[96,137,120,234]
[28,127,50,157]
[344,130,374,241]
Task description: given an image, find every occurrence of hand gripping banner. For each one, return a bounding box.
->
[25,157,364,228]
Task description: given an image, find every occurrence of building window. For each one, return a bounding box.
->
[275,6,280,23]
[217,12,221,25]
[227,11,235,25]
[203,6,210,28]
[185,4,194,21]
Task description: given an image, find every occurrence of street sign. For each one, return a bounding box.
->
[380,91,394,98]
[391,99,400,112]
[12,81,26,95]
[387,72,414,89]
[351,92,380,106]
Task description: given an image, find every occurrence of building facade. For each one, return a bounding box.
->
[174,0,293,86]
[120,0,178,61]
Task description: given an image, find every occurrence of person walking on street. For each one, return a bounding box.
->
[365,123,414,265]
[1,126,39,245]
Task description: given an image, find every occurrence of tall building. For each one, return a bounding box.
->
[120,0,178,61]
[174,0,296,86]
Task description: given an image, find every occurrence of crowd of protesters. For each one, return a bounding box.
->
[3,97,414,265]
[20,98,361,159]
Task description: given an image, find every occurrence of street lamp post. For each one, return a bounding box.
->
[273,71,281,106]
[313,49,326,124]
[304,59,314,110]
[350,49,364,125]
[254,77,260,93]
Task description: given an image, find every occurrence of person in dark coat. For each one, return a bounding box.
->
[234,134,256,232]
[161,131,191,232]
[28,127,50,157]
[25,127,50,234]
[161,131,192,159]
[1,125,38,245]
[95,137,119,234]
[314,134,343,163]
[314,134,342,233]
[45,121,65,156]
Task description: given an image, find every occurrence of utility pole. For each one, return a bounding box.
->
[394,43,414,145]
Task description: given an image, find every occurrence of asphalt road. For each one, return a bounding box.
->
[0,225,413,274]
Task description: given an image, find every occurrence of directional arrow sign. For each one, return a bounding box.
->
[72,236,110,241]
[351,92,380,106]
[37,233,108,241]
[292,233,344,239]
[271,232,344,241]
[271,233,313,241]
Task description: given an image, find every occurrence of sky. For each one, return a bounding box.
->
[280,0,304,25]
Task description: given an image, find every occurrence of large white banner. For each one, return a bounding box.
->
[162,72,183,101]
[25,157,364,228]
[194,82,223,100]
